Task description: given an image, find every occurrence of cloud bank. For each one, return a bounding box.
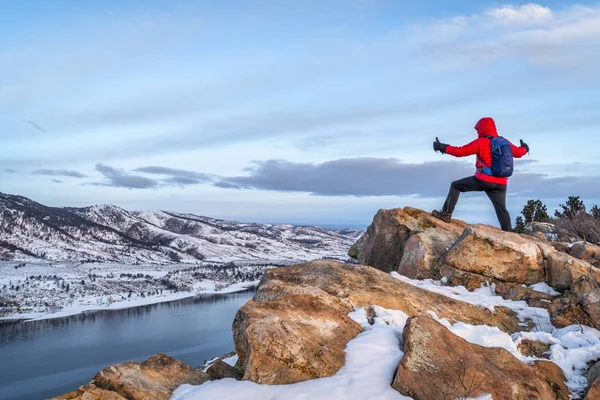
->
[90,158,600,201]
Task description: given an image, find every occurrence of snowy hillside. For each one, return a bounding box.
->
[0,192,361,263]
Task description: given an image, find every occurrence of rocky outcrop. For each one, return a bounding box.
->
[56,206,600,399]
[571,242,600,267]
[348,207,466,273]
[351,207,600,329]
[53,353,209,400]
[445,225,545,284]
[392,317,569,400]
[233,260,527,385]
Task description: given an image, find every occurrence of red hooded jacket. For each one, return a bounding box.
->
[445,117,528,185]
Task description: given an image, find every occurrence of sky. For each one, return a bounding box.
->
[1,0,600,228]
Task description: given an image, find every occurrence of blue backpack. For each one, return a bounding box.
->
[480,136,514,178]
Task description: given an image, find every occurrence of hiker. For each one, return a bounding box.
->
[431,117,529,231]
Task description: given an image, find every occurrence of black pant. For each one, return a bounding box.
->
[442,176,512,231]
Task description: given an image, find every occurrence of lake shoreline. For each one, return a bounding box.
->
[0,281,258,325]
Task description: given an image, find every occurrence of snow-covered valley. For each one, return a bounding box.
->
[0,260,273,321]
[0,192,361,321]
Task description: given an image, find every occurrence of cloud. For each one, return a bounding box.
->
[32,169,88,178]
[94,163,158,189]
[416,3,600,67]
[213,157,600,199]
[91,157,600,200]
[52,179,63,183]
[134,166,212,185]
[487,4,553,26]
[134,166,214,187]
[2,168,17,173]
[216,158,474,196]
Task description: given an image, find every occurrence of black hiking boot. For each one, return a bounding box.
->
[432,210,452,223]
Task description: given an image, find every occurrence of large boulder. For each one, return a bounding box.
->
[233,260,528,385]
[53,354,209,400]
[392,317,569,400]
[348,207,465,273]
[546,252,598,291]
[444,225,545,284]
[571,242,600,267]
[398,228,458,279]
[546,252,600,328]
[233,293,362,384]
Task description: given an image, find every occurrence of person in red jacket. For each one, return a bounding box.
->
[431,117,529,231]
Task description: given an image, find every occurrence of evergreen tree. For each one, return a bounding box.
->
[514,216,526,233]
[555,196,586,219]
[521,199,550,223]
[590,205,600,219]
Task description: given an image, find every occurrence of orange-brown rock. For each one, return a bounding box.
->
[53,353,209,400]
[571,242,600,267]
[574,276,600,330]
[586,380,600,400]
[549,295,594,328]
[233,260,528,385]
[348,207,466,273]
[546,252,597,291]
[445,225,545,284]
[495,281,556,309]
[517,339,551,358]
[546,252,600,328]
[233,293,362,384]
[54,384,126,400]
[398,228,459,279]
[551,241,571,254]
[439,263,499,291]
[392,317,569,400]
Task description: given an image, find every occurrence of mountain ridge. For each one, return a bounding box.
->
[0,192,361,263]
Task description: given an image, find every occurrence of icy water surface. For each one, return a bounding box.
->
[0,290,254,400]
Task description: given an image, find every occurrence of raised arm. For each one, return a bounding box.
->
[445,139,480,158]
[511,139,529,159]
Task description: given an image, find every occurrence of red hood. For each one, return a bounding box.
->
[475,117,498,138]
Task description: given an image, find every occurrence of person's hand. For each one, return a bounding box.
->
[520,139,529,153]
[433,137,448,154]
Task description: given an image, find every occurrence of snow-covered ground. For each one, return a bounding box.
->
[0,260,278,321]
[173,274,600,400]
